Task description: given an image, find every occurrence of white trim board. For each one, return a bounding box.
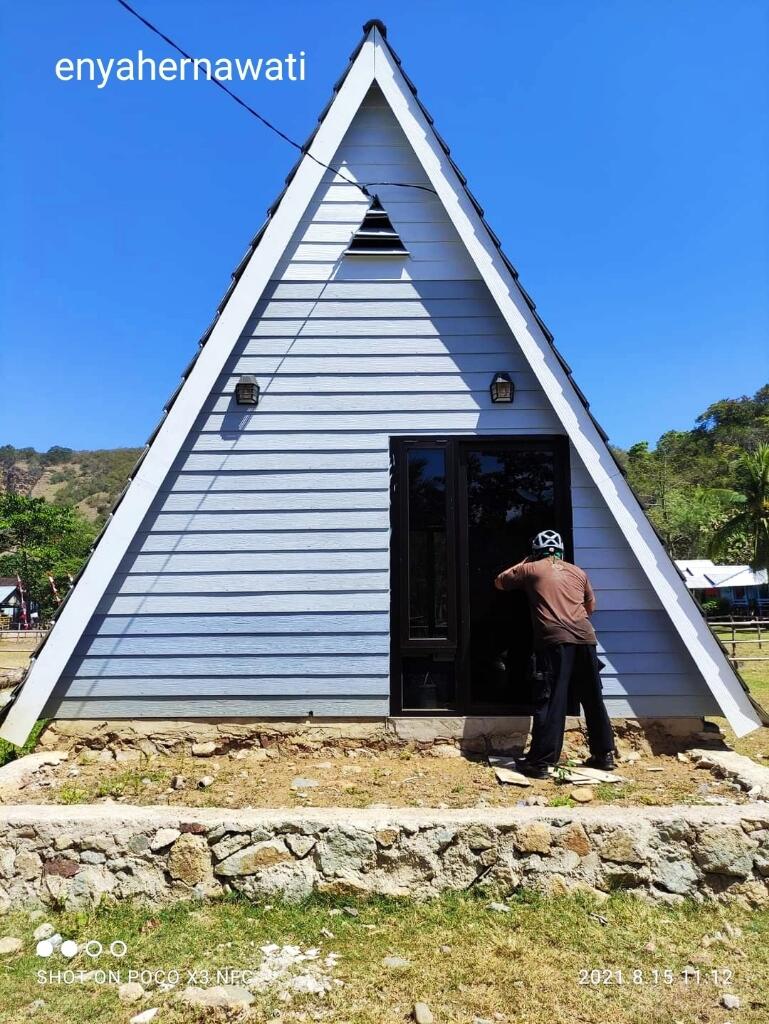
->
[1,25,762,744]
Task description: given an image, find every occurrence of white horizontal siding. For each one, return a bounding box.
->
[45,697,391,718]
[124,550,389,573]
[85,612,388,636]
[205,391,552,414]
[570,445,709,709]
[48,88,715,723]
[129,530,390,553]
[213,372,543,393]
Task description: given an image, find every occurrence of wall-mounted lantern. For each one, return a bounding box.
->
[235,374,260,406]
[490,371,515,404]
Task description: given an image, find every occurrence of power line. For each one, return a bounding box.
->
[115,0,437,198]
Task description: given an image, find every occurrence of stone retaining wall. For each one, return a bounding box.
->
[1,804,768,912]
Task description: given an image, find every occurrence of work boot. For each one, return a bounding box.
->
[517,761,550,780]
[583,752,616,771]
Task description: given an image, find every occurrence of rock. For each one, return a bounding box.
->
[130,1010,159,1024]
[115,749,141,764]
[118,981,145,1003]
[721,994,741,1010]
[168,833,214,887]
[284,834,317,859]
[150,828,181,852]
[644,940,656,952]
[655,857,699,895]
[181,985,254,1009]
[694,825,758,878]
[677,752,690,763]
[33,923,54,942]
[413,1003,434,1024]
[375,828,400,848]
[556,823,591,857]
[80,851,106,865]
[15,851,42,879]
[487,902,511,913]
[515,822,552,855]
[24,999,46,1015]
[382,955,411,968]
[215,839,292,877]
[463,824,497,851]
[318,826,377,878]
[210,833,252,862]
[196,776,214,789]
[0,936,22,955]
[128,834,150,855]
[43,858,79,878]
[291,777,319,790]
[171,775,186,790]
[571,787,594,803]
[342,905,359,916]
[599,828,651,865]
[191,741,218,757]
[430,744,461,758]
[521,795,549,807]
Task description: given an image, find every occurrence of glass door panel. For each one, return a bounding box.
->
[461,446,556,710]
[406,447,449,639]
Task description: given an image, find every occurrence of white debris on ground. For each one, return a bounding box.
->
[246,943,343,1001]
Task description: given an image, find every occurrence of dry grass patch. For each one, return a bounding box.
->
[1,892,768,1023]
[5,742,752,810]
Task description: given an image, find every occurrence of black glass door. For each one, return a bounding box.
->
[391,436,571,715]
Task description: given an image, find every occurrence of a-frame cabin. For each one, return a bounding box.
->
[1,21,763,745]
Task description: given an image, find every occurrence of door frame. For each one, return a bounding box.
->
[389,434,573,717]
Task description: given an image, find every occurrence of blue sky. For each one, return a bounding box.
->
[1,0,767,451]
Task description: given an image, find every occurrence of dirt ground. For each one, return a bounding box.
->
[2,628,767,810]
[5,741,754,810]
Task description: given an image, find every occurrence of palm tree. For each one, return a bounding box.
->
[708,443,769,571]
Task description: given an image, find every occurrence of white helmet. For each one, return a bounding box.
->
[531,530,564,555]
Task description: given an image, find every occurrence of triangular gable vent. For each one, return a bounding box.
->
[344,196,408,255]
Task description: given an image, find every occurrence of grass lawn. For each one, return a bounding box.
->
[2,892,768,1024]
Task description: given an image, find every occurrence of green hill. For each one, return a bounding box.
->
[0,445,142,522]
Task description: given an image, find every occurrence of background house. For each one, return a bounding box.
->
[0,578,20,628]
[678,560,769,615]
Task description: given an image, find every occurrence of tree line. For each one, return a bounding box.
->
[615,384,769,569]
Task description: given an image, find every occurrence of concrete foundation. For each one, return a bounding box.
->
[37,716,715,757]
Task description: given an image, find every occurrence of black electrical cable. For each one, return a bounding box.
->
[115,0,437,197]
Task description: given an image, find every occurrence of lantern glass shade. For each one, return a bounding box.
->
[235,374,259,406]
[490,371,514,404]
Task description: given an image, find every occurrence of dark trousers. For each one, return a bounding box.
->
[526,643,615,767]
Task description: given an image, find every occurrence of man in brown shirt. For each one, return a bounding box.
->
[495,529,615,778]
